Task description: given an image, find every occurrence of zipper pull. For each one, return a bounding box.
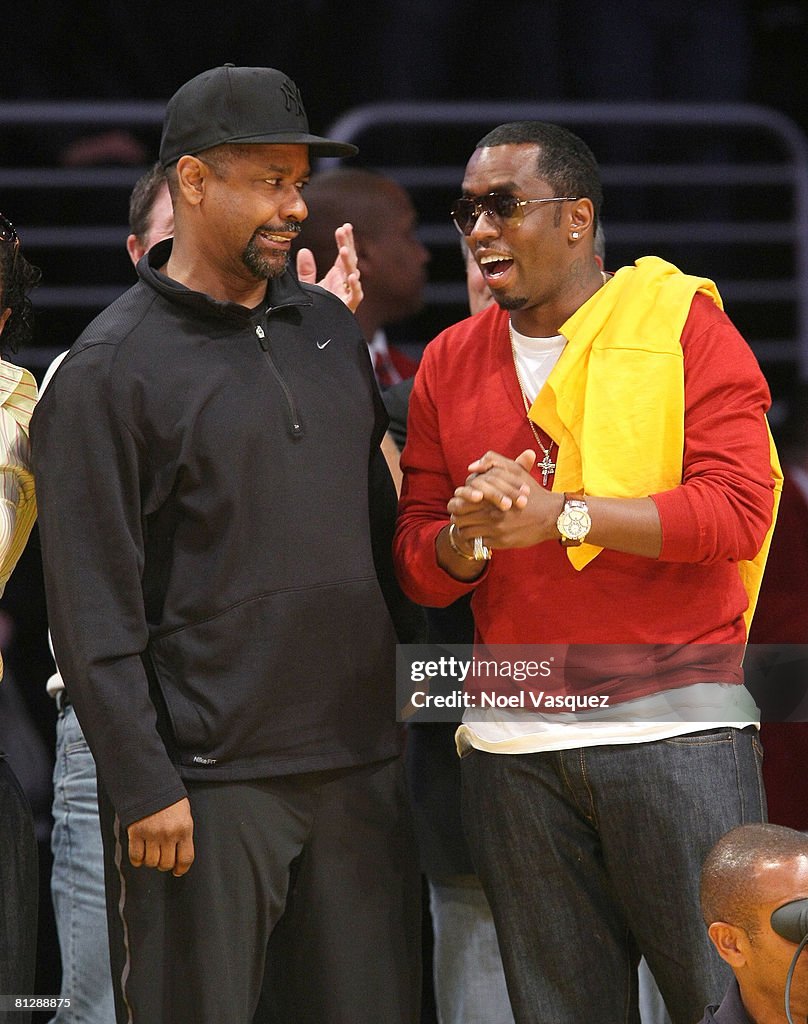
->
[255,323,269,350]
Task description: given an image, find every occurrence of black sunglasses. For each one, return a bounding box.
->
[450,193,579,236]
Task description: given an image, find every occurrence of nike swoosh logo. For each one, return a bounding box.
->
[317,338,332,350]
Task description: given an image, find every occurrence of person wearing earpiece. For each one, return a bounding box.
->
[394,121,782,1024]
[699,823,808,1023]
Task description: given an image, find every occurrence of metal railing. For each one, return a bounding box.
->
[324,101,808,377]
[2,99,806,379]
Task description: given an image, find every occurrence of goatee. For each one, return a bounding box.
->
[241,223,302,280]
[495,294,527,311]
[241,238,289,280]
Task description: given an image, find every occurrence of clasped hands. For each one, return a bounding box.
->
[448,449,563,553]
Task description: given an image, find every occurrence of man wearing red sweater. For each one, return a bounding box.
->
[394,121,780,1024]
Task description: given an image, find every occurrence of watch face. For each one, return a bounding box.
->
[559,508,591,541]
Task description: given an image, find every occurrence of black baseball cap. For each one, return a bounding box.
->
[159,65,358,167]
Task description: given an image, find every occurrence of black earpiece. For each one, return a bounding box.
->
[771,899,808,943]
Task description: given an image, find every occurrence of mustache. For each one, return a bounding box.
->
[254,222,303,236]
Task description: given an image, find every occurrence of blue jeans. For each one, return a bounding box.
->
[428,877,514,1024]
[639,956,672,1024]
[50,704,114,1024]
[461,728,766,1024]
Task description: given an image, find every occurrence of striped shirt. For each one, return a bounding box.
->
[0,360,38,678]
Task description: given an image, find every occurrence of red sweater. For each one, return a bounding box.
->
[394,298,776,702]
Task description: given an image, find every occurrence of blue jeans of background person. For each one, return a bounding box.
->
[639,955,672,1024]
[461,727,766,1024]
[428,877,515,1024]
[0,757,37,1024]
[50,703,114,1024]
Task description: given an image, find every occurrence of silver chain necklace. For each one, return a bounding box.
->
[508,319,557,486]
[507,272,610,486]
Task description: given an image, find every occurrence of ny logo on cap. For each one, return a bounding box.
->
[281,79,305,116]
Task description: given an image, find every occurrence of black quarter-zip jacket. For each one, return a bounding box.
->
[32,239,403,828]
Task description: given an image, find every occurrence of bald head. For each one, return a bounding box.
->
[298,168,429,338]
[701,824,808,935]
[297,168,395,270]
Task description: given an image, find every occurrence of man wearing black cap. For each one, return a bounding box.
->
[31,66,420,1024]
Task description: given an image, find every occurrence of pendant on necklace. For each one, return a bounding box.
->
[524,411,556,485]
[538,448,556,486]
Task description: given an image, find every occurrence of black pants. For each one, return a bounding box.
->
[0,758,37,1024]
[99,758,421,1024]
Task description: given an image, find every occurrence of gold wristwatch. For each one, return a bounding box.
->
[556,491,592,547]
